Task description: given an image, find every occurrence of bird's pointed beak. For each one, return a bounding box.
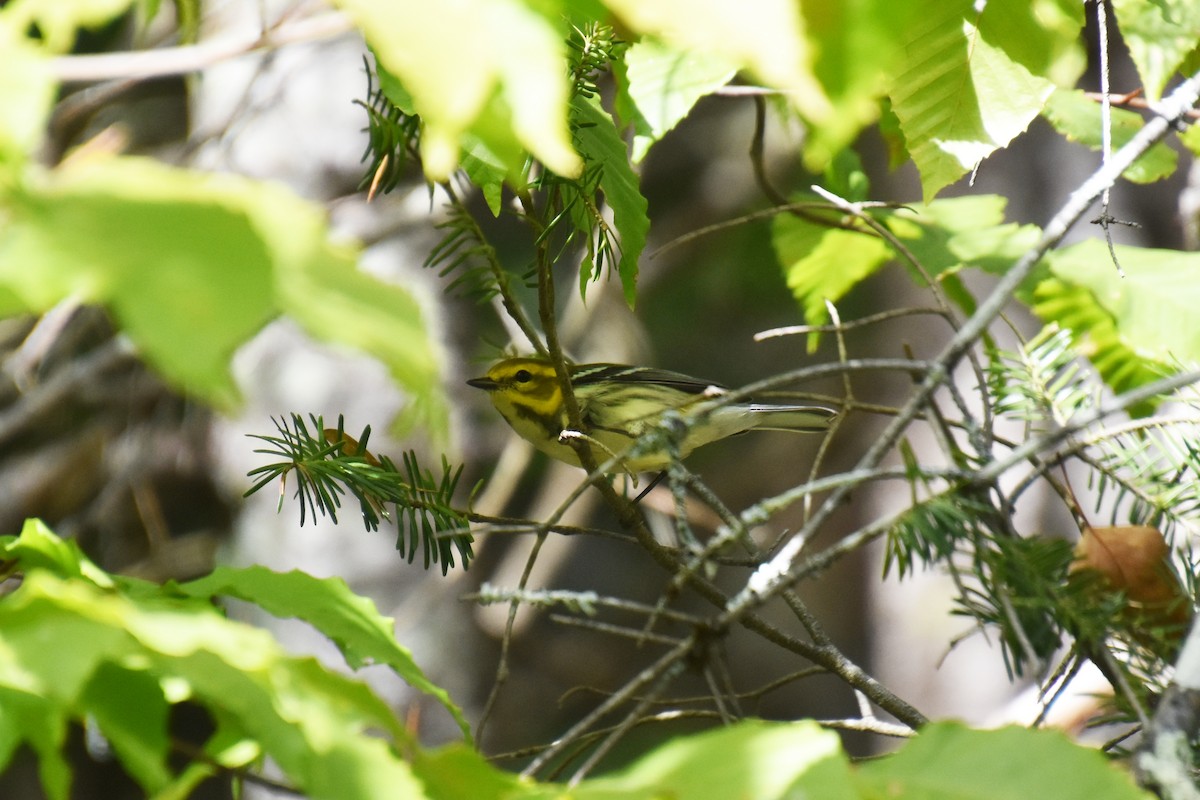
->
[466,376,497,390]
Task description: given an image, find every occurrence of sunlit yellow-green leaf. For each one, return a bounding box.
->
[0,519,114,588]
[0,551,426,800]
[519,720,857,800]
[1042,89,1178,183]
[0,0,136,52]
[856,722,1153,800]
[0,156,445,437]
[0,41,55,168]
[800,0,916,170]
[621,38,736,164]
[335,0,581,181]
[881,195,1042,278]
[177,565,470,738]
[773,210,892,351]
[1111,0,1200,101]
[603,0,829,121]
[1029,277,1166,417]
[889,0,1082,199]
[1043,240,1200,367]
[571,95,648,307]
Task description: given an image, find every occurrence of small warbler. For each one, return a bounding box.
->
[467,357,836,472]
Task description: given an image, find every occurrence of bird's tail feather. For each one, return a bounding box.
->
[748,404,837,432]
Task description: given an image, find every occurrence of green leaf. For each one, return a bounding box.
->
[0,567,427,800]
[1042,89,1178,183]
[1181,119,1200,158]
[558,720,858,800]
[1111,0,1200,101]
[371,57,518,216]
[1029,281,1165,417]
[602,0,830,121]
[0,688,71,800]
[776,194,1041,349]
[79,663,172,792]
[175,565,470,738]
[0,0,137,52]
[773,209,892,350]
[799,0,916,170]
[461,142,510,217]
[1043,240,1200,367]
[881,195,1042,278]
[412,743,527,800]
[0,156,445,438]
[856,721,1153,799]
[1,519,114,588]
[335,0,581,181]
[621,38,736,164]
[571,95,649,307]
[1028,239,1195,415]
[0,41,55,169]
[889,0,1081,200]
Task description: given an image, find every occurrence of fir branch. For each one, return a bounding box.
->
[246,414,474,575]
[989,326,1093,426]
[355,58,421,198]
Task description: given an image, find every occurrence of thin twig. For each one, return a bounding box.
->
[1091,0,1133,278]
[50,11,354,82]
[755,306,949,339]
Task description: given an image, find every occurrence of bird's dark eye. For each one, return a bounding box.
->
[514,369,533,383]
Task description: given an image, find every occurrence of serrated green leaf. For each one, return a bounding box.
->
[889,0,1078,200]
[80,663,172,792]
[0,0,137,52]
[1028,279,1165,418]
[881,195,1042,277]
[775,194,1041,350]
[1044,240,1200,367]
[571,95,648,307]
[1042,89,1178,183]
[1181,120,1200,158]
[0,567,426,800]
[1029,241,1193,416]
[621,39,736,164]
[175,565,470,738]
[0,41,55,169]
[412,743,527,800]
[856,722,1152,800]
[603,0,829,122]
[1111,0,1200,101]
[0,158,279,406]
[555,720,857,800]
[0,687,71,800]
[773,209,892,351]
[335,0,581,181]
[1,519,114,588]
[800,0,916,170]
[0,156,445,439]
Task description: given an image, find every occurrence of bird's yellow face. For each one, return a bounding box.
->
[467,358,566,439]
